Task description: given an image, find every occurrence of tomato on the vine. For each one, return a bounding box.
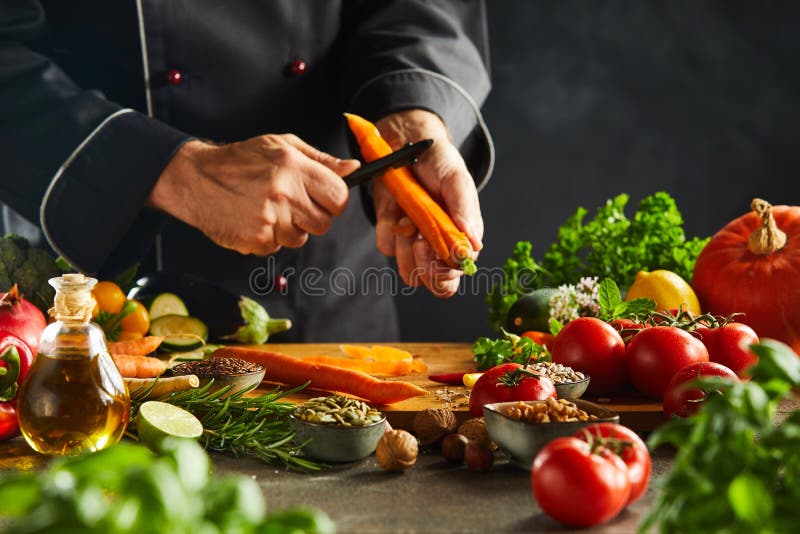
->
[532,436,631,527]
[575,423,651,504]
[552,317,627,395]
[693,323,759,378]
[468,363,556,417]
[662,361,739,419]
[91,281,126,315]
[626,326,709,399]
[119,300,150,336]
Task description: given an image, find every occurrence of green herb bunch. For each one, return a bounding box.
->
[0,438,334,534]
[130,381,323,472]
[486,192,708,331]
[641,340,800,532]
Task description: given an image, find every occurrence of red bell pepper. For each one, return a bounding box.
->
[0,333,35,441]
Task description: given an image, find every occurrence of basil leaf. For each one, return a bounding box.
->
[728,473,773,524]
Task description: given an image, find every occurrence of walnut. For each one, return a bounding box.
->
[413,408,457,447]
[375,430,418,472]
[457,417,496,451]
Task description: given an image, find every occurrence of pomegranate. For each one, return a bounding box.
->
[0,284,46,355]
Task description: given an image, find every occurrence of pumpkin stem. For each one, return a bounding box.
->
[748,198,786,256]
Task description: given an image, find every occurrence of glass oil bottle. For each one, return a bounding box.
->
[17,273,130,455]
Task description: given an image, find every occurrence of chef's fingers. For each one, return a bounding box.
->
[395,218,419,287]
[291,200,333,236]
[373,180,402,257]
[277,135,352,217]
[412,238,462,298]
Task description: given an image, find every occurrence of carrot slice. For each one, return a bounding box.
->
[212,346,426,405]
[344,113,476,273]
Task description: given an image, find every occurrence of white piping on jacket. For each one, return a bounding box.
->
[350,67,495,190]
[135,0,163,270]
[40,109,135,272]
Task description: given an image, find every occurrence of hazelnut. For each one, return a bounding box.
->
[441,433,469,464]
[465,441,494,473]
[375,430,418,472]
[413,408,458,447]
[457,417,496,451]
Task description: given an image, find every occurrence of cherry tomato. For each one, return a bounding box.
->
[91,281,126,315]
[520,330,556,348]
[468,363,556,417]
[693,323,759,378]
[119,300,150,336]
[117,330,145,342]
[552,317,627,395]
[626,326,709,400]
[576,423,651,504]
[532,436,631,527]
[662,361,739,419]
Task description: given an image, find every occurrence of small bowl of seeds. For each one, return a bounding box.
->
[171,357,265,398]
[483,398,619,469]
[528,361,590,399]
[290,395,386,463]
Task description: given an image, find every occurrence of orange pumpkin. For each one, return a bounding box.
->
[692,199,800,354]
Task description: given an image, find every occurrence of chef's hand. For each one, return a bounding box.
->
[374,109,484,297]
[147,134,358,255]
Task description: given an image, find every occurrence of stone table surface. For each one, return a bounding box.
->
[211,445,675,534]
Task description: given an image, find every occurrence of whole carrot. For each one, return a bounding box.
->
[212,346,427,405]
[344,113,477,274]
[108,336,164,357]
[111,354,167,378]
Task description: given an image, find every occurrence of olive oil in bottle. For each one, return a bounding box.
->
[17,273,130,455]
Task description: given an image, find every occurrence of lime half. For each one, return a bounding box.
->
[137,401,203,451]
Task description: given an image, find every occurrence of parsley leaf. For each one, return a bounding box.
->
[487,192,707,331]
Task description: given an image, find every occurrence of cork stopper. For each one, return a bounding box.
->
[48,273,97,323]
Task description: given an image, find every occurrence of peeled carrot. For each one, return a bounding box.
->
[212,346,427,405]
[301,355,414,377]
[344,113,477,274]
[111,354,167,378]
[108,336,164,357]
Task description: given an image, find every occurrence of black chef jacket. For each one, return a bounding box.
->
[0,0,493,341]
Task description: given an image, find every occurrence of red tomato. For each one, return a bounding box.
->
[662,361,739,419]
[576,423,651,504]
[468,363,556,417]
[552,317,627,395]
[693,323,759,378]
[0,403,17,441]
[608,319,646,345]
[532,436,631,527]
[626,326,709,400]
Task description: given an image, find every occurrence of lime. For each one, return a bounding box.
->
[137,401,203,451]
[625,269,702,315]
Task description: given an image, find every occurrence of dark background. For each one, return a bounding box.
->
[395,0,800,341]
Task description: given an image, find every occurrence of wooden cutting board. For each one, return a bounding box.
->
[250,342,666,432]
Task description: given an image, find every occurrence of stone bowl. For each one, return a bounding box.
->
[289,412,387,463]
[554,376,591,399]
[483,398,619,470]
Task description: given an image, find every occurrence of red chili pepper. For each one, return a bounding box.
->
[428,371,476,385]
[0,334,34,441]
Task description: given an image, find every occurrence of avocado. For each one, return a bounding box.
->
[505,287,559,334]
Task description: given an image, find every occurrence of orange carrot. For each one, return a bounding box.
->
[108,336,164,357]
[301,355,414,377]
[212,346,427,405]
[344,113,477,274]
[111,353,167,378]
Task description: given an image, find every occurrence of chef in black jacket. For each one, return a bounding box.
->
[0,1,493,341]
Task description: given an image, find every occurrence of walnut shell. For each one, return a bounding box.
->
[457,417,496,451]
[376,430,418,472]
[413,408,458,447]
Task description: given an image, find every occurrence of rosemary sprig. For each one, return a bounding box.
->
[128,380,324,472]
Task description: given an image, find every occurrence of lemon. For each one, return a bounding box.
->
[624,269,702,315]
[136,401,203,451]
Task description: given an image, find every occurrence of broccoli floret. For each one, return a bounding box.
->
[0,234,61,314]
